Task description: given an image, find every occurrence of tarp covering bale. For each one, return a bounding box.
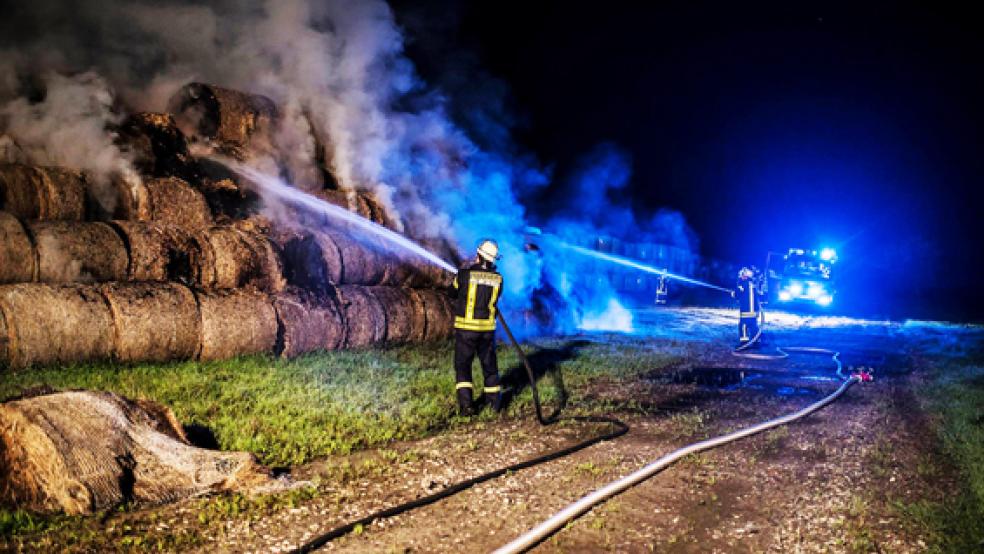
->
[109,221,194,282]
[0,390,274,514]
[114,176,213,231]
[193,226,285,292]
[370,287,425,344]
[0,163,86,221]
[416,288,454,342]
[196,289,278,361]
[168,83,277,154]
[0,212,35,283]
[273,291,346,358]
[101,283,201,363]
[0,284,114,369]
[28,221,128,283]
[336,285,387,348]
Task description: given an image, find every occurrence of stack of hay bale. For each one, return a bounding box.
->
[0,83,458,370]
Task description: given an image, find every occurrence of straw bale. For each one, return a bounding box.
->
[273,290,346,358]
[0,163,86,221]
[0,390,273,514]
[369,287,423,344]
[416,288,455,342]
[193,226,285,292]
[100,283,201,363]
[168,83,277,154]
[114,176,212,231]
[28,221,128,283]
[196,289,278,361]
[0,212,35,283]
[336,285,387,348]
[0,284,114,369]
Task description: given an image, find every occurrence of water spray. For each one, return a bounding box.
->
[217,158,458,274]
[548,240,733,294]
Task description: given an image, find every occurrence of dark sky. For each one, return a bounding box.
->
[392,1,983,319]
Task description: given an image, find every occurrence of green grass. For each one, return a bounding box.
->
[0,339,678,467]
[901,364,984,553]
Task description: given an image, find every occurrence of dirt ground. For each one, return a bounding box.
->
[9,307,980,553]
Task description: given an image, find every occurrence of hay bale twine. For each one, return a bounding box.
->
[369,287,423,344]
[0,284,114,369]
[167,83,277,154]
[0,390,273,514]
[196,289,278,361]
[273,291,346,358]
[336,285,387,348]
[100,283,201,363]
[0,212,35,283]
[0,163,86,221]
[28,221,128,283]
[193,226,285,292]
[417,288,454,342]
[114,176,212,231]
[109,221,194,282]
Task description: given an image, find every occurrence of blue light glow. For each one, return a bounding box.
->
[820,248,836,261]
[816,294,834,307]
[787,281,803,296]
[806,282,825,298]
[778,291,793,302]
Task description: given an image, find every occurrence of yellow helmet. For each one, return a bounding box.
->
[477,239,500,262]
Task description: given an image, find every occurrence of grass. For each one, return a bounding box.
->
[0,338,678,468]
[901,363,984,553]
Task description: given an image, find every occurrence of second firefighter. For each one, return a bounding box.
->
[450,239,504,416]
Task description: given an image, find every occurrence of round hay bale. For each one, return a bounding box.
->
[0,284,114,369]
[196,289,278,361]
[114,176,212,231]
[281,231,342,293]
[368,287,422,344]
[336,285,387,348]
[0,390,273,514]
[100,283,201,363]
[0,163,86,221]
[28,221,128,283]
[334,231,388,285]
[109,221,193,282]
[417,289,454,342]
[117,112,198,180]
[273,291,346,358]
[0,212,35,283]
[167,83,277,153]
[313,189,389,226]
[193,227,285,292]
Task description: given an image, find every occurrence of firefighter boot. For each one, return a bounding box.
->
[456,383,475,417]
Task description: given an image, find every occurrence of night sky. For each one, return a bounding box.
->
[392,1,983,320]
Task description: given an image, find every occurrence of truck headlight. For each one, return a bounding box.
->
[778,291,792,302]
[787,282,803,296]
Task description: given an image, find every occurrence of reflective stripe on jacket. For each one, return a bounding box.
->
[451,264,502,332]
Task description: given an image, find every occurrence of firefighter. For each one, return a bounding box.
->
[732,267,763,348]
[449,239,504,416]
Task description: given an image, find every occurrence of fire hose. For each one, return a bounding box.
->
[288,312,628,553]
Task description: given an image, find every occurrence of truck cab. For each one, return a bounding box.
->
[767,248,837,308]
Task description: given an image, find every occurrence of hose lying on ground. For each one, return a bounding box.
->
[494,318,872,553]
[288,313,628,554]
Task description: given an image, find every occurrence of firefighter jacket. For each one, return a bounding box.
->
[736,278,762,318]
[450,262,503,332]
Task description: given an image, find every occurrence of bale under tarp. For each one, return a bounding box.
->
[0,212,35,283]
[0,284,114,369]
[416,288,455,342]
[27,221,128,283]
[192,226,285,292]
[370,287,426,344]
[168,83,277,154]
[336,285,387,348]
[0,164,86,221]
[0,390,274,514]
[109,220,194,282]
[113,176,213,231]
[196,289,278,361]
[273,291,346,358]
[100,283,201,363]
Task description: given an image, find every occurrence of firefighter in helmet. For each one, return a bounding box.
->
[733,266,763,348]
[449,239,504,416]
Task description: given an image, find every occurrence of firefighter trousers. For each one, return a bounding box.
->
[739,315,760,345]
[454,329,501,413]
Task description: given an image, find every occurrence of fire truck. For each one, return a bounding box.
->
[765,247,837,308]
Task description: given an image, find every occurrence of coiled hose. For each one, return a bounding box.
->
[288,313,628,553]
[493,311,871,554]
